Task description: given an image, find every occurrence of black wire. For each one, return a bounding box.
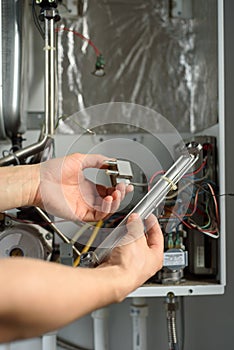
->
[193,180,234,198]
[57,336,93,350]
[32,0,45,39]
[219,193,234,197]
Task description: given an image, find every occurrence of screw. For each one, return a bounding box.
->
[45,233,53,240]
[5,220,12,227]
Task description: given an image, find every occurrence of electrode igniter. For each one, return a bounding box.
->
[104,159,133,187]
[79,142,202,268]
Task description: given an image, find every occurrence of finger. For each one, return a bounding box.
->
[96,186,123,212]
[109,190,122,213]
[92,190,121,221]
[116,213,143,247]
[127,213,141,224]
[96,184,117,199]
[101,195,113,213]
[96,182,133,201]
[145,214,164,249]
[115,183,126,201]
[76,153,111,170]
[126,184,134,194]
[125,213,144,240]
[115,183,134,200]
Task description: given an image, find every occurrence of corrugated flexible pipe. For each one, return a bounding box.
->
[165,293,180,350]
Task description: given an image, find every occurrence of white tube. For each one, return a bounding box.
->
[42,332,57,350]
[130,297,148,350]
[0,345,10,350]
[92,307,109,350]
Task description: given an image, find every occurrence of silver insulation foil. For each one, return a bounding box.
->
[57,0,218,134]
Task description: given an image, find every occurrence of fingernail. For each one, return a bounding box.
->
[129,213,140,220]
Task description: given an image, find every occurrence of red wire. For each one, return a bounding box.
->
[163,186,219,236]
[182,182,220,235]
[184,188,200,217]
[148,170,165,190]
[206,182,220,225]
[189,221,219,235]
[161,207,194,230]
[148,156,207,191]
[184,157,207,177]
[56,26,101,57]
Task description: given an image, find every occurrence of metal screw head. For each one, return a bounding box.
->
[45,233,53,240]
[5,220,12,227]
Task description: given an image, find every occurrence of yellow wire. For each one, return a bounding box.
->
[73,220,103,267]
[70,222,95,244]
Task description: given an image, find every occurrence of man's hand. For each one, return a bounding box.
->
[34,153,133,221]
[99,213,164,298]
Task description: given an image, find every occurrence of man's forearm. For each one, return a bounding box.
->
[0,258,129,343]
[0,164,39,211]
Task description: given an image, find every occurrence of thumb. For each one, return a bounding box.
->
[77,153,112,170]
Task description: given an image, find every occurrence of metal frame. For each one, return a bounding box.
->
[130,0,226,298]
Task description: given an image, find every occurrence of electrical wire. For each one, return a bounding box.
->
[148,170,165,190]
[56,26,101,57]
[56,114,95,135]
[165,181,193,200]
[219,192,234,197]
[189,181,220,233]
[3,212,70,226]
[206,182,220,225]
[200,200,211,229]
[148,156,209,192]
[70,223,94,245]
[183,156,207,177]
[130,181,148,187]
[162,205,219,238]
[185,188,202,218]
[31,0,45,39]
[188,223,219,238]
[57,336,93,350]
[155,155,221,238]
[73,220,103,267]
[148,158,208,191]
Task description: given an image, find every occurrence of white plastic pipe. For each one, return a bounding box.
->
[0,345,10,350]
[92,307,109,350]
[42,332,57,350]
[130,297,148,350]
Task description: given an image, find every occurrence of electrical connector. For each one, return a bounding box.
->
[104,159,133,187]
[93,54,105,77]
